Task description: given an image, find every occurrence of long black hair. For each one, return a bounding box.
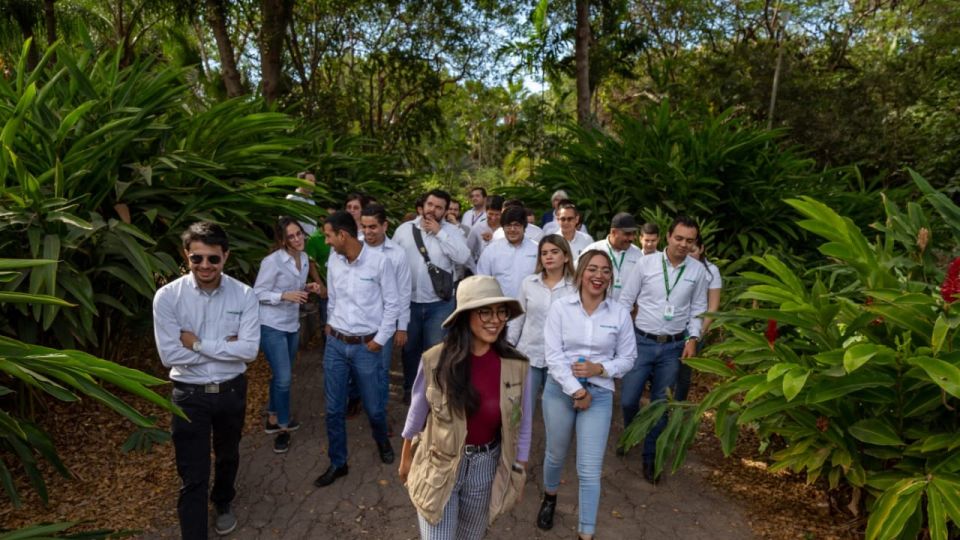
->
[434,307,526,418]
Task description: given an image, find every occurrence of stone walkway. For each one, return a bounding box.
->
[148,342,751,539]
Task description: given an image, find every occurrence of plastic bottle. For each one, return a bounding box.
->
[577,356,588,384]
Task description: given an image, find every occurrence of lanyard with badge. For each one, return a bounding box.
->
[662,255,685,320]
[607,245,625,290]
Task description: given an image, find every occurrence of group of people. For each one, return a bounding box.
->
[152,179,722,539]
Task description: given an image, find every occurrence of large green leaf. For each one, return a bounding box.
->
[908,357,960,398]
[864,478,926,540]
[849,418,904,446]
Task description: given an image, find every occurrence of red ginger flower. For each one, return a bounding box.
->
[942,257,960,304]
[765,319,778,350]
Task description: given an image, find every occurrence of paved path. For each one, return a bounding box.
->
[149,342,751,539]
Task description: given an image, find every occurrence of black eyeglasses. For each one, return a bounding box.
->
[476,307,510,323]
[188,254,222,265]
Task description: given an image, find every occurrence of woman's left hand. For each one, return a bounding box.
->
[571,360,602,379]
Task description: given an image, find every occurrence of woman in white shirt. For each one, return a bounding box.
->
[536,249,637,539]
[508,234,576,402]
[254,217,322,453]
[674,235,722,401]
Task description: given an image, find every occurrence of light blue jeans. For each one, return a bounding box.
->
[260,324,299,427]
[542,377,613,536]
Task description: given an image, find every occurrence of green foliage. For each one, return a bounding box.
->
[528,101,825,260]
[0,41,317,352]
[621,171,960,538]
[0,259,182,507]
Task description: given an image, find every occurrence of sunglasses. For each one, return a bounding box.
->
[188,254,223,265]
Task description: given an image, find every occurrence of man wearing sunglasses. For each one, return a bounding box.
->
[153,222,260,538]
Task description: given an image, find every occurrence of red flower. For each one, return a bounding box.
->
[765,319,778,350]
[816,416,829,432]
[724,359,736,371]
[942,257,960,304]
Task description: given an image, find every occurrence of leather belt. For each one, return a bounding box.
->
[330,329,376,345]
[464,439,500,455]
[636,329,686,344]
[173,373,245,394]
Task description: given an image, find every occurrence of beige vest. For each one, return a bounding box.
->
[406,343,529,525]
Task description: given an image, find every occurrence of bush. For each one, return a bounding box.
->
[621,171,960,539]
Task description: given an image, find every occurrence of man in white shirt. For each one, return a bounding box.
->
[360,203,412,416]
[465,194,503,270]
[461,186,487,230]
[583,212,643,300]
[392,189,471,403]
[476,206,539,298]
[492,199,544,243]
[640,222,660,255]
[553,203,593,261]
[153,222,260,538]
[616,216,708,484]
[316,211,401,488]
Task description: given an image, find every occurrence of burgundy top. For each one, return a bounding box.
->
[465,348,502,446]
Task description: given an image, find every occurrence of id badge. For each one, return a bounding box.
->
[663,304,675,321]
[613,277,622,290]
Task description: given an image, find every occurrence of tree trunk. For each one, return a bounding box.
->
[43,0,56,45]
[206,0,245,97]
[575,0,591,127]
[259,0,293,104]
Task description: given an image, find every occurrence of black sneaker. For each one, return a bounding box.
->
[643,461,659,485]
[536,494,557,530]
[214,504,237,535]
[273,432,291,454]
[265,419,300,434]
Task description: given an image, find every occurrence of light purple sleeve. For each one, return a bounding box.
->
[515,366,535,462]
[401,362,430,440]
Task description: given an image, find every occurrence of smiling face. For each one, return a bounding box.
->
[284,222,306,253]
[667,223,698,263]
[579,253,613,299]
[360,215,387,246]
[485,208,501,229]
[503,221,525,245]
[469,303,509,346]
[323,223,348,255]
[185,241,228,290]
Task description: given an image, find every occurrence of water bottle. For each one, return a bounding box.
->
[577,357,588,384]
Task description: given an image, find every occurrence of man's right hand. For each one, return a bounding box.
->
[481,231,492,242]
[421,215,441,235]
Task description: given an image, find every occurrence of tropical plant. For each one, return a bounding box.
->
[621,173,960,539]
[0,258,184,507]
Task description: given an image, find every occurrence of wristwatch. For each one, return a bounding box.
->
[192,340,202,353]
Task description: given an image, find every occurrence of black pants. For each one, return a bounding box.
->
[171,374,247,540]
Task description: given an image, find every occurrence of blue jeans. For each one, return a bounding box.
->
[323,337,390,467]
[620,331,684,459]
[402,300,454,392]
[542,377,612,536]
[261,324,299,426]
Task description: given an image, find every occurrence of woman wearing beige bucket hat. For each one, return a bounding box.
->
[398,275,533,539]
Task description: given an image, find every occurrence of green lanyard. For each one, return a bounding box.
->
[606,245,625,274]
[662,255,686,299]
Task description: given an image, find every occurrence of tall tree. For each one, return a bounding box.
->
[205,0,244,96]
[259,0,292,104]
[575,0,591,126]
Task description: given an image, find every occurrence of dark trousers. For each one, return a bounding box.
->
[171,374,247,540]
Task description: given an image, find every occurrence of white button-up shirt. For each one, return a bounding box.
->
[507,274,576,368]
[462,207,487,230]
[705,260,722,290]
[475,237,539,299]
[253,249,309,333]
[367,237,412,331]
[618,252,709,338]
[153,273,260,384]
[544,295,637,396]
[327,244,401,346]
[466,221,494,269]
[392,217,471,303]
[558,230,594,262]
[582,238,644,301]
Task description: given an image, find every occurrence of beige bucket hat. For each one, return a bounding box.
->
[441,275,524,328]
